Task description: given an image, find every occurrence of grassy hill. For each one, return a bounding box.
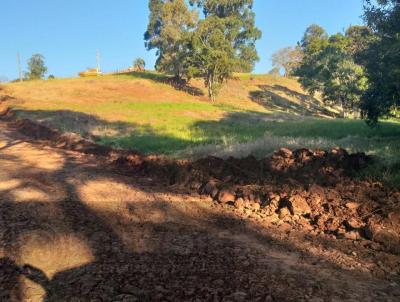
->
[2,72,400,184]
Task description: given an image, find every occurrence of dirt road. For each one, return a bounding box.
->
[0,120,399,301]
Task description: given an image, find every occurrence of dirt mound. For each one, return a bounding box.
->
[4,118,115,157]
[158,148,399,254]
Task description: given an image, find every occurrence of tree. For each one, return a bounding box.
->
[271,46,303,77]
[133,58,146,71]
[321,52,368,117]
[26,54,47,80]
[345,25,376,67]
[295,28,368,117]
[360,0,400,124]
[300,24,329,54]
[268,67,281,76]
[144,0,197,78]
[188,0,261,101]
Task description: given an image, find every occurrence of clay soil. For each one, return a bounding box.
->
[0,113,400,301]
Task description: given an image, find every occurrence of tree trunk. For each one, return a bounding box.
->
[207,73,215,102]
[340,99,346,119]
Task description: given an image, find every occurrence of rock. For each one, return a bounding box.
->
[346,202,360,210]
[279,207,291,219]
[331,147,348,156]
[202,180,219,196]
[249,202,261,211]
[218,189,235,204]
[211,187,220,199]
[345,218,364,229]
[288,194,311,215]
[364,222,400,253]
[308,184,325,205]
[345,231,360,240]
[190,181,202,190]
[275,148,293,158]
[234,198,245,210]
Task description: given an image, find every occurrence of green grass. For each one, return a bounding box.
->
[5,73,400,186]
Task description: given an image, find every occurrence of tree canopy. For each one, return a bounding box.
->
[295,27,368,117]
[26,54,47,80]
[133,58,146,71]
[145,0,261,101]
[271,46,303,77]
[144,0,197,78]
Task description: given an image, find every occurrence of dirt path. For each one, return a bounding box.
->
[0,120,399,302]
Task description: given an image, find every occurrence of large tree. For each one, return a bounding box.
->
[300,24,329,54]
[345,25,376,66]
[188,0,261,101]
[360,0,400,124]
[26,54,47,80]
[271,46,303,77]
[144,0,197,78]
[295,29,368,117]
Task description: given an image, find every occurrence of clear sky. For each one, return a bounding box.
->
[1,0,365,81]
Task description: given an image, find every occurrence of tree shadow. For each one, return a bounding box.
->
[0,133,399,301]
[12,109,190,155]
[124,71,204,97]
[12,109,287,156]
[250,85,339,118]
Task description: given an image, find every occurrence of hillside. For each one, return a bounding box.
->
[2,75,400,301]
[3,72,335,127]
[1,73,400,177]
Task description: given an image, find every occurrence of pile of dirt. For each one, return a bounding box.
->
[4,117,116,157]
[116,147,400,255]
[2,110,400,255]
[155,148,399,254]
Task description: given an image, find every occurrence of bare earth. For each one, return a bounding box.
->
[0,120,399,302]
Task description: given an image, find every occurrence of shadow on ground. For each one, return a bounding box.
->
[250,85,339,118]
[12,109,287,155]
[123,71,204,97]
[0,128,398,301]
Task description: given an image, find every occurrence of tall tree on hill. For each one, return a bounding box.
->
[360,0,400,124]
[144,0,197,79]
[188,0,261,101]
[295,25,330,95]
[26,54,47,80]
[271,46,303,77]
[295,28,368,117]
[300,24,329,54]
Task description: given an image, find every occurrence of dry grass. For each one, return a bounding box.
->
[2,73,400,185]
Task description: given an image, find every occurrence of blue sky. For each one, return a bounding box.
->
[1,0,364,80]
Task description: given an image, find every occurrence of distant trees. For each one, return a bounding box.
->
[268,67,281,77]
[144,0,261,101]
[295,25,368,117]
[133,58,146,71]
[300,24,329,54]
[293,3,400,124]
[271,46,303,77]
[26,54,47,80]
